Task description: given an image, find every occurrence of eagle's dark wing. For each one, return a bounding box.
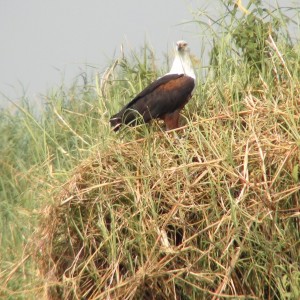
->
[110,74,195,131]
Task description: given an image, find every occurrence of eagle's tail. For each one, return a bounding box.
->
[109,114,122,132]
[110,108,146,131]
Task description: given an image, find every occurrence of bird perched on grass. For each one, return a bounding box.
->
[110,40,196,131]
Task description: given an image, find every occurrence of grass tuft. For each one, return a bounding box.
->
[36,86,300,298]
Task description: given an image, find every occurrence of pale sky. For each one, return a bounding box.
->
[0,0,298,109]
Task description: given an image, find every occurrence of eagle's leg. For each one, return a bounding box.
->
[163,110,181,131]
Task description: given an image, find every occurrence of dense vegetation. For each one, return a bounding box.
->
[1,1,299,299]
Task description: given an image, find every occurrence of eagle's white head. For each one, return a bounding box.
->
[176,40,189,53]
[168,40,195,80]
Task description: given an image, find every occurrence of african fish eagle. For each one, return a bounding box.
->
[110,40,196,131]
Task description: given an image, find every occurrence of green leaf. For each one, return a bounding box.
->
[292,164,299,183]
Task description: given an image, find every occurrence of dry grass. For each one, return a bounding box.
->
[36,82,300,299]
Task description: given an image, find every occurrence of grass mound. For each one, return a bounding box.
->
[37,84,300,298]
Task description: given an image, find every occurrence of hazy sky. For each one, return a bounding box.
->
[0,0,204,108]
[0,0,298,109]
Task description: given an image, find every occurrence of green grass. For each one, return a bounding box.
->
[1,1,300,299]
